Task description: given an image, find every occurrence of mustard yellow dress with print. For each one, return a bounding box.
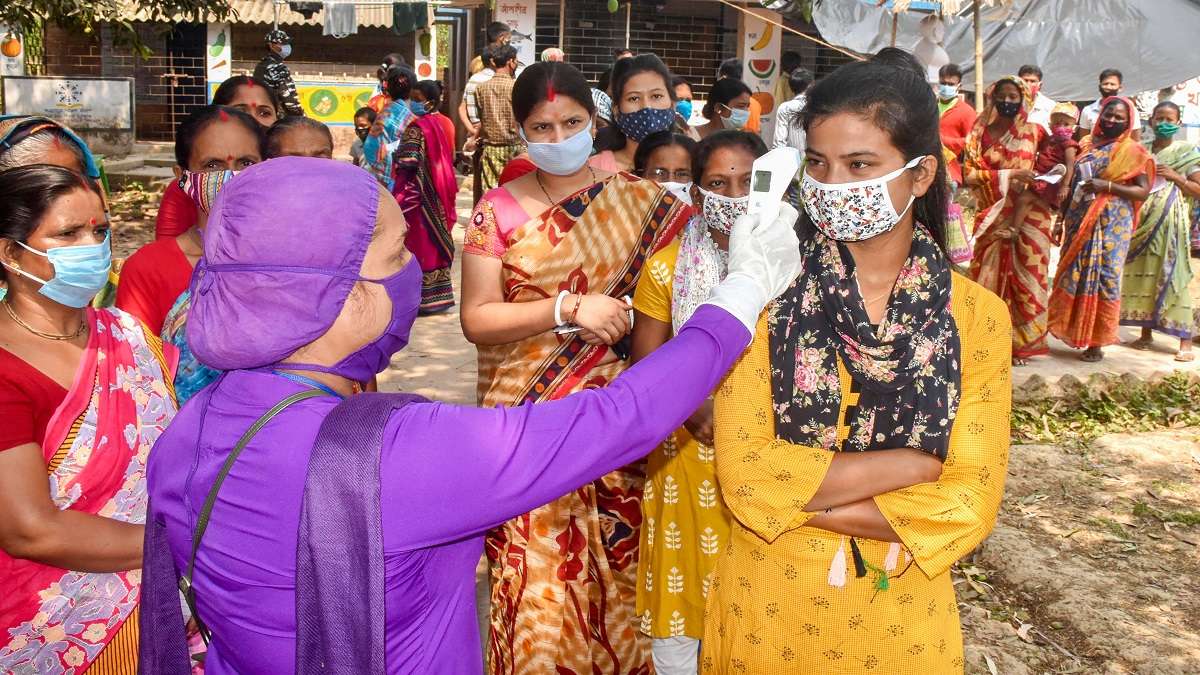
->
[632,240,733,640]
[701,274,1012,674]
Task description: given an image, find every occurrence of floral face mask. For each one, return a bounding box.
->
[799,156,924,241]
[696,187,749,235]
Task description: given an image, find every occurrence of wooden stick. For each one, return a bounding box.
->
[974,1,984,110]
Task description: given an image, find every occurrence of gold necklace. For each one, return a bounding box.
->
[534,166,597,206]
[2,301,87,340]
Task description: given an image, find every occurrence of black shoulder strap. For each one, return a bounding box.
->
[180,388,327,643]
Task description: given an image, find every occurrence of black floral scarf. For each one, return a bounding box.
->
[768,224,961,459]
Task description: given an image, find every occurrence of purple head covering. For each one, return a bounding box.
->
[188,157,381,370]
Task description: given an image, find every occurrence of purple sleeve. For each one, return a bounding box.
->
[379,304,750,551]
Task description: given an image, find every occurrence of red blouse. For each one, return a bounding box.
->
[0,347,67,451]
[115,238,193,335]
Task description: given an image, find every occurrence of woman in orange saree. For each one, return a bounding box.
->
[461,62,690,675]
[964,76,1053,364]
[0,165,178,674]
[1048,96,1153,361]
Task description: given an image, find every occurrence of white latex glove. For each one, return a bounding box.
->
[702,203,802,338]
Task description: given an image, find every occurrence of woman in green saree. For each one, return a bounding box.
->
[1119,102,1200,361]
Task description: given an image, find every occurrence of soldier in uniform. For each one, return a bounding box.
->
[254,29,303,118]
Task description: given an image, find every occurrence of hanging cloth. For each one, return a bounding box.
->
[323,1,357,37]
[393,1,430,36]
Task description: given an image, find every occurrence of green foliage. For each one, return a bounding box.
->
[1012,373,1200,445]
[1,0,234,57]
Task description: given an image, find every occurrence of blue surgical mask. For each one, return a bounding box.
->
[519,121,594,176]
[3,233,113,308]
[675,100,693,123]
[937,83,959,100]
[721,106,750,130]
[278,44,292,60]
[408,100,430,116]
[615,107,675,142]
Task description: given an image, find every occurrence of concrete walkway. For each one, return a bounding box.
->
[379,179,1200,402]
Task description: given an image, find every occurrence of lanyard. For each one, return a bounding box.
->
[271,370,345,399]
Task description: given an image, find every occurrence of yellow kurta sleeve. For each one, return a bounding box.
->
[713,311,835,544]
[873,278,1012,578]
[632,240,679,324]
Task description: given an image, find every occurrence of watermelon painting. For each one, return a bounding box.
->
[748,59,776,79]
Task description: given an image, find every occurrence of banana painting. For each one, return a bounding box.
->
[749,21,774,51]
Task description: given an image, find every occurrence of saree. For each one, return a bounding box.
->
[161,290,221,404]
[479,173,690,675]
[964,76,1054,358]
[1049,97,1155,349]
[0,308,177,674]
[362,99,413,191]
[1119,141,1200,338]
[394,114,459,314]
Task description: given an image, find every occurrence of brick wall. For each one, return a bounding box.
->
[40,23,207,142]
[41,25,101,76]
[533,0,726,96]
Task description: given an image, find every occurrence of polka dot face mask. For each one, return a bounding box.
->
[615,106,675,142]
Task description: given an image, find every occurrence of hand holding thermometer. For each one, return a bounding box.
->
[747,147,803,225]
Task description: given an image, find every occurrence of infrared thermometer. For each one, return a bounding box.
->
[747,146,803,225]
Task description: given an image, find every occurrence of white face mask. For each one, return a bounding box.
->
[696,187,749,235]
[660,181,693,206]
[519,121,593,176]
[800,156,924,241]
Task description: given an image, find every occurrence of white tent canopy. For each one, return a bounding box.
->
[809,0,1200,102]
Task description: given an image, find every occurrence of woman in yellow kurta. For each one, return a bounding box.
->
[631,130,767,672]
[702,59,1012,673]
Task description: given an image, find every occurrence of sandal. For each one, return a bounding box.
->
[1176,351,1196,363]
[1080,347,1104,363]
[1128,336,1154,351]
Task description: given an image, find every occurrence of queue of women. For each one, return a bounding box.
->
[0,48,1021,674]
[961,75,1199,365]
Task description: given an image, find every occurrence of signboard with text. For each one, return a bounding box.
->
[738,8,783,142]
[2,76,133,129]
[495,0,537,66]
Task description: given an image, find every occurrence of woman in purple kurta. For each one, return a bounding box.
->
[139,157,801,674]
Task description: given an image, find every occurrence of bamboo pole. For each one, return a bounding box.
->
[558,0,565,49]
[891,13,899,47]
[974,1,984,109]
[625,1,631,49]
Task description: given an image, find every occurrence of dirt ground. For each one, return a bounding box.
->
[108,185,1200,673]
[108,184,160,260]
[958,426,1200,674]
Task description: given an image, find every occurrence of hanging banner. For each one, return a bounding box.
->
[207,79,376,125]
[495,0,537,67]
[737,8,783,142]
[206,23,232,87]
[414,25,438,81]
[1,26,25,77]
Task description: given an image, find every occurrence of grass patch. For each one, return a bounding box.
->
[1133,501,1200,527]
[1012,373,1200,444]
[1090,517,1131,540]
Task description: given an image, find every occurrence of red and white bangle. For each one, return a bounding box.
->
[554,290,571,327]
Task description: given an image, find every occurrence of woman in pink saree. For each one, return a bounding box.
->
[0,165,177,674]
[393,80,459,314]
